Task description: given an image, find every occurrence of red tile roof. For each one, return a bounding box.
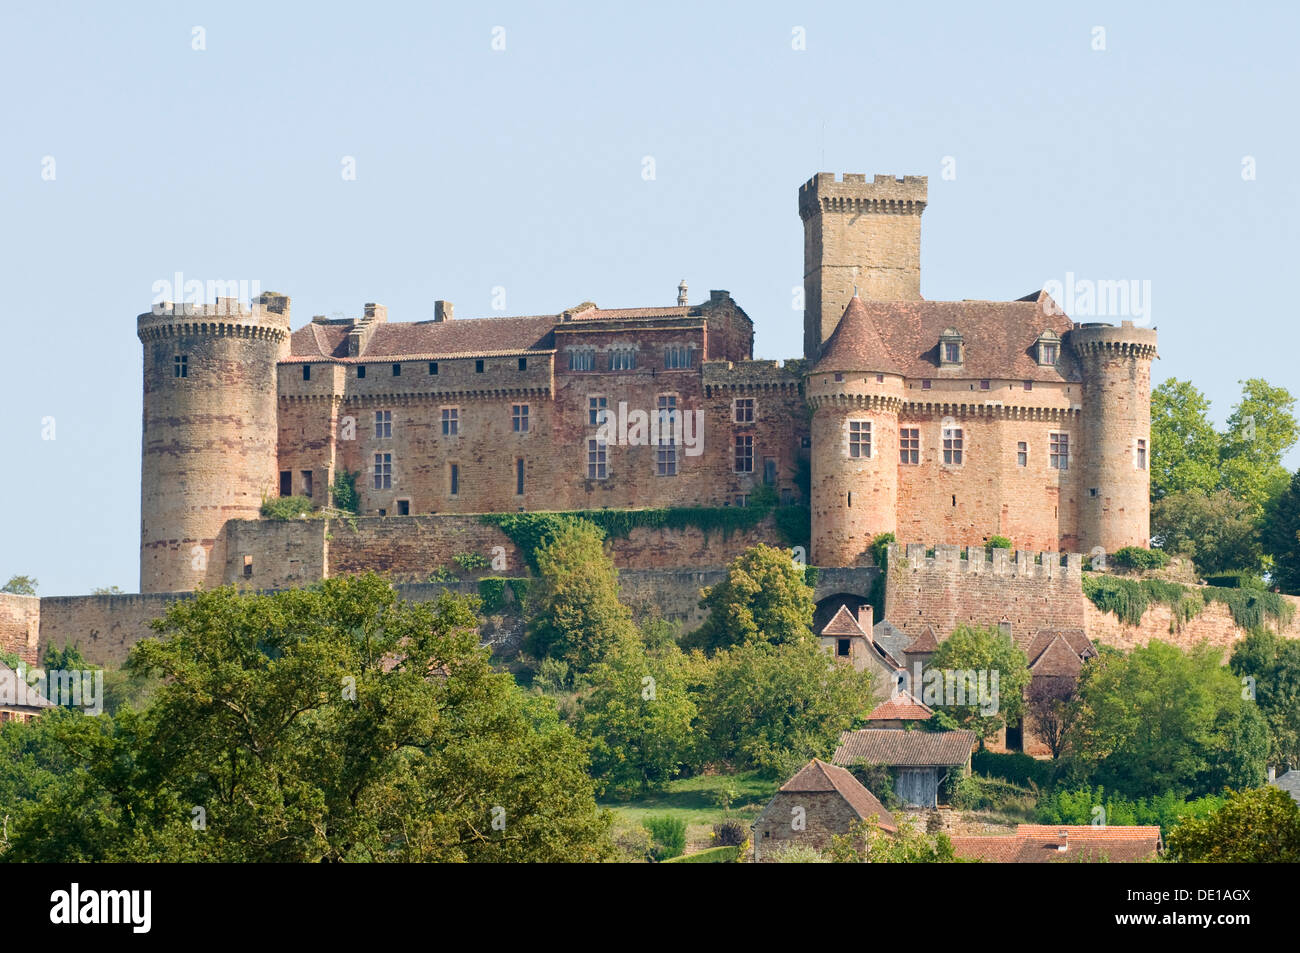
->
[820,604,867,637]
[866,691,934,722]
[832,729,976,767]
[815,291,1079,382]
[906,626,940,654]
[813,296,905,375]
[951,826,1162,863]
[1028,634,1086,677]
[778,759,897,833]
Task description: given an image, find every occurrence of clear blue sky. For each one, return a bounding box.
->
[2,1,1296,595]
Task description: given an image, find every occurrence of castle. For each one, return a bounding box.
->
[136,172,1156,593]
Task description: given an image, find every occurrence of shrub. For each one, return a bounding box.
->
[662,845,741,863]
[869,532,895,568]
[712,819,747,847]
[1112,546,1170,571]
[846,761,900,809]
[260,495,315,520]
[330,470,360,515]
[951,774,1037,813]
[476,577,507,614]
[612,826,654,863]
[1203,573,1267,590]
[986,535,1013,556]
[452,551,490,573]
[643,816,687,861]
[972,750,1053,789]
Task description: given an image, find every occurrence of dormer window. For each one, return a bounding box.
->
[1036,330,1062,366]
[939,327,963,367]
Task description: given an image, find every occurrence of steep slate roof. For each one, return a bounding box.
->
[818,290,1079,382]
[820,605,867,637]
[777,759,897,833]
[1019,628,1095,666]
[951,826,1162,863]
[833,729,976,767]
[872,620,912,664]
[865,691,934,722]
[1270,770,1300,806]
[813,296,905,375]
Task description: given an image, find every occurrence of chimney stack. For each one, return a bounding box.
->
[1057,830,1069,853]
[857,604,873,632]
[434,300,453,323]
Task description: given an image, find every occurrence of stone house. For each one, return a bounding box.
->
[0,661,55,723]
[752,758,896,862]
[833,728,976,808]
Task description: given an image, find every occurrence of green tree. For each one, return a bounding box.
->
[1230,629,1300,770]
[1068,641,1268,800]
[1149,379,1221,501]
[1151,489,1263,575]
[1165,786,1300,863]
[693,638,875,778]
[1262,469,1300,593]
[90,586,123,595]
[0,576,37,596]
[685,544,816,654]
[926,624,1030,742]
[2,575,613,862]
[827,816,957,863]
[524,519,638,679]
[579,645,698,798]
[1219,379,1299,514]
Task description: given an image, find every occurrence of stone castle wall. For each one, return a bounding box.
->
[0,594,42,666]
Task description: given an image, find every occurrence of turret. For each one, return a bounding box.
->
[806,296,904,566]
[138,294,290,591]
[800,173,927,360]
[1068,321,1158,556]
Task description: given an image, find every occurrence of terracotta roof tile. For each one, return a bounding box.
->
[820,604,867,637]
[951,827,1162,863]
[832,729,976,767]
[906,626,940,654]
[779,759,897,832]
[1029,634,1085,677]
[362,315,556,359]
[813,296,905,375]
[866,691,934,722]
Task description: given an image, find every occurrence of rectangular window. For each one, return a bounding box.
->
[922,379,932,390]
[734,434,754,472]
[375,410,392,439]
[980,379,990,390]
[588,395,608,427]
[568,349,595,371]
[1017,441,1028,467]
[942,427,964,465]
[512,404,530,433]
[518,357,527,371]
[303,365,311,381]
[1050,432,1069,470]
[174,355,188,378]
[834,373,844,382]
[397,499,410,516]
[475,359,484,373]
[657,396,678,476]
[516,458,525,495]
[848,420,872,458]
[357,365,366,378]
[1137,438,1147,469]
[441,407,459,436]
[373,453,392,490]
[429,361,438,375]
[610,349,636,371]
[392,363,401,377]
[735,493,749,508]
[664,345,694,369]
[1042,343,1060,364]
[243,555,253,578]
[1024,380,1033,391]
[900,428,920,465]
[837,638,851,658]
[587,439,608,479]
[279,471,292,497]
[301,470,314,498]
[449,463,459,496]
[943,342,961,364]
[734,398,755,424]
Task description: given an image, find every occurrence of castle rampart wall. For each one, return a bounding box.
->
[0,594,42,666]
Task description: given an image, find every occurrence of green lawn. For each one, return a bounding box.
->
[602,770,779,852]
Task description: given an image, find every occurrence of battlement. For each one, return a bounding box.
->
[137,293,291,342]
[799,172,928,220]
[891,543,1083,580]
[1068,321,1158,359]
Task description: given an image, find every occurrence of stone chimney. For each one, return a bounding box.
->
[434,300,453,323]
[677,279,688,306]
[856,604,874,632]
[1269,765,1277,783]
[1057,829,1069,853]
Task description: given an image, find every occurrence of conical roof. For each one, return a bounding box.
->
[813,296,904,375]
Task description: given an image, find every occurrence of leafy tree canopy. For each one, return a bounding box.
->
[685,544,816,654]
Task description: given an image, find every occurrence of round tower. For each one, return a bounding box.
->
[806,296,904,566]
[1069,321,1158,557]
[138,294,290,592]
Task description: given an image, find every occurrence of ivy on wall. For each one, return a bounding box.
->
[1083,574,1295,633]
